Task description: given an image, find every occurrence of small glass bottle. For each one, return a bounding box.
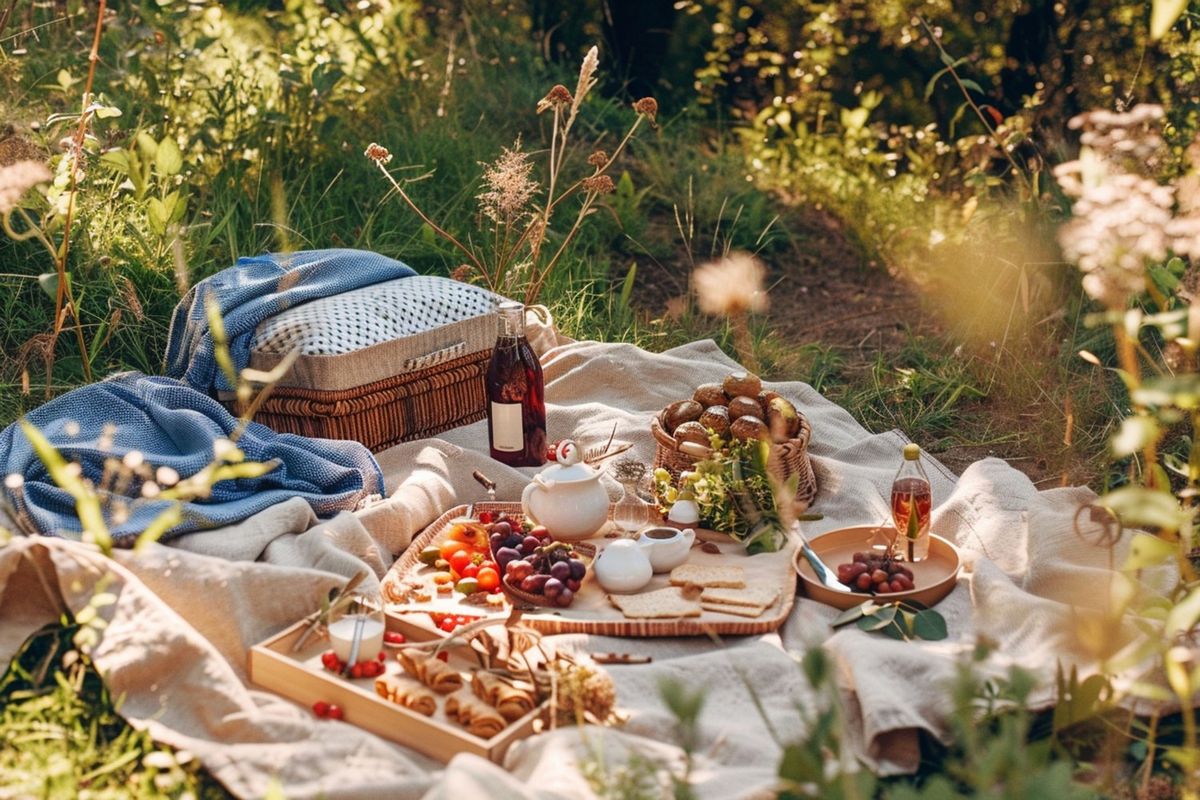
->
[485,301,547,467]
[891,443,932,561]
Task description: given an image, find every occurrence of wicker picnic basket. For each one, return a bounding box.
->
[650,408,818,511]
[223,276,502,453]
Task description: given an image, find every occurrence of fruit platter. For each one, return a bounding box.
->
[404,510,595,611]
[248,611,551,764]
[382,501,799,638]
[792,525,962,611]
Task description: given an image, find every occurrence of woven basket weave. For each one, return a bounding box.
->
[650,410,818,511]
[229,348,490,453]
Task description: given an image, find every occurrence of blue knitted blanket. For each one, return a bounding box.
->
[165,248,416,394]
[0,374,385,544]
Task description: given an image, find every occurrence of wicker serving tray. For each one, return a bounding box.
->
[384,502,798,637]
[248,612,547,764]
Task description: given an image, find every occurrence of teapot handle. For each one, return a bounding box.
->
[520,475,552,524]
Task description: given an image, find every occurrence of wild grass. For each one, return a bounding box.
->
[0,1,1173,796]
[0,623,229,798]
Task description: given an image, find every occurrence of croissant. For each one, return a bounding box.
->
[395,650,464,694]
[471,670,536,721]
[446,689,507,739]
[375,674,437,717]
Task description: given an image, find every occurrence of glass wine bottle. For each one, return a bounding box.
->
[485,301,547,467]
[891,443,932,561]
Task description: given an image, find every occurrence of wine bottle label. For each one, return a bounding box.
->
[490,402,524,452]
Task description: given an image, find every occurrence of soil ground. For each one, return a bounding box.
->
[630,206,1102,488]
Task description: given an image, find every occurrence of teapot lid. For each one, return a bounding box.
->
[539,440,598,483]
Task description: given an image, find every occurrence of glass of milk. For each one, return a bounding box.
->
[327,591,385,665]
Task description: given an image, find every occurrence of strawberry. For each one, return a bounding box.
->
[327,704,344,721]
[312,700,330,718]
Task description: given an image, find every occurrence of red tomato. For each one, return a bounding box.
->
[476,567,500,591]
[461,563,479,579]
[477,511,494,524]
[438,541,470,562]
[478,560,498,574]
[449,549,473,575]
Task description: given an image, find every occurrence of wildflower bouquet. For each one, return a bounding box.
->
[365,47,658,304]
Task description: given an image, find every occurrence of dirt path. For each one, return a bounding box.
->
[630,207,1100,488]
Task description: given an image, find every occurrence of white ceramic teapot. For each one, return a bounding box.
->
[637,526,695,572]
[520,440,610,541]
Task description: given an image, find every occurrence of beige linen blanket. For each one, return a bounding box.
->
[0,333,1127,798]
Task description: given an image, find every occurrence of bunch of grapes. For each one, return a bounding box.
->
[836,551,915,594]
[485,515,587,607]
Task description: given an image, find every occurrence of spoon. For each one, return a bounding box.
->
[341,614,367,677]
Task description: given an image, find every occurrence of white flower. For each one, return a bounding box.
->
[693,252,770,316]
[0,160,51,215]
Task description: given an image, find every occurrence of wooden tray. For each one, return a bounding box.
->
[248,614,546,764]
[793,525,961,611]
[384,502,797,637]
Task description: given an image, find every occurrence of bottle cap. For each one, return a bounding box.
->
[903,443,920,461]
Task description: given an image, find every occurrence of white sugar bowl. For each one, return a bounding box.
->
[593,539,654,594]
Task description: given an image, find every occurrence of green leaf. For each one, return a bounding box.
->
[857,605,898,632]
[800,647,828,687]
[36,272,71,302]
[1151,0,1188,39]
[1102,486,1187,533]
[840,106,870,131]
[147,198,168,235]
[155,137,183,177]
[618,261,636,310]
[136,131,158,161]
[100,149,131,176]
[1167,586,1200,638]
[616,170,635,199]
[92,104,122,120]
[1121,532,1177,571]
[912,609,948,640]
[958,78,984,94]
[19,420,110,552]
[923,67,950,101]
[1134,374,1200,409]
[832,602,870,628]
[1111,415,1159,458]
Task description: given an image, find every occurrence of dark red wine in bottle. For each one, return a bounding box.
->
[485,301,547,467]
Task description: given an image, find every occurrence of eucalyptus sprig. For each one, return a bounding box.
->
[832,599,948,641]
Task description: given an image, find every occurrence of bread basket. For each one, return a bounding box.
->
[650,410,818,511]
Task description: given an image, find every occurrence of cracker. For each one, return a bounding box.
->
[609,586,702,619]
[700,585,779,608]
[701,600,770,618]
[669,563,746,589]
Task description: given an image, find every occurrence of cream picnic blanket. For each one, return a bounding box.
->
[0,330,1129,799]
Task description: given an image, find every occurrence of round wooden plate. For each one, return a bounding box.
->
[792,526,962,610]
